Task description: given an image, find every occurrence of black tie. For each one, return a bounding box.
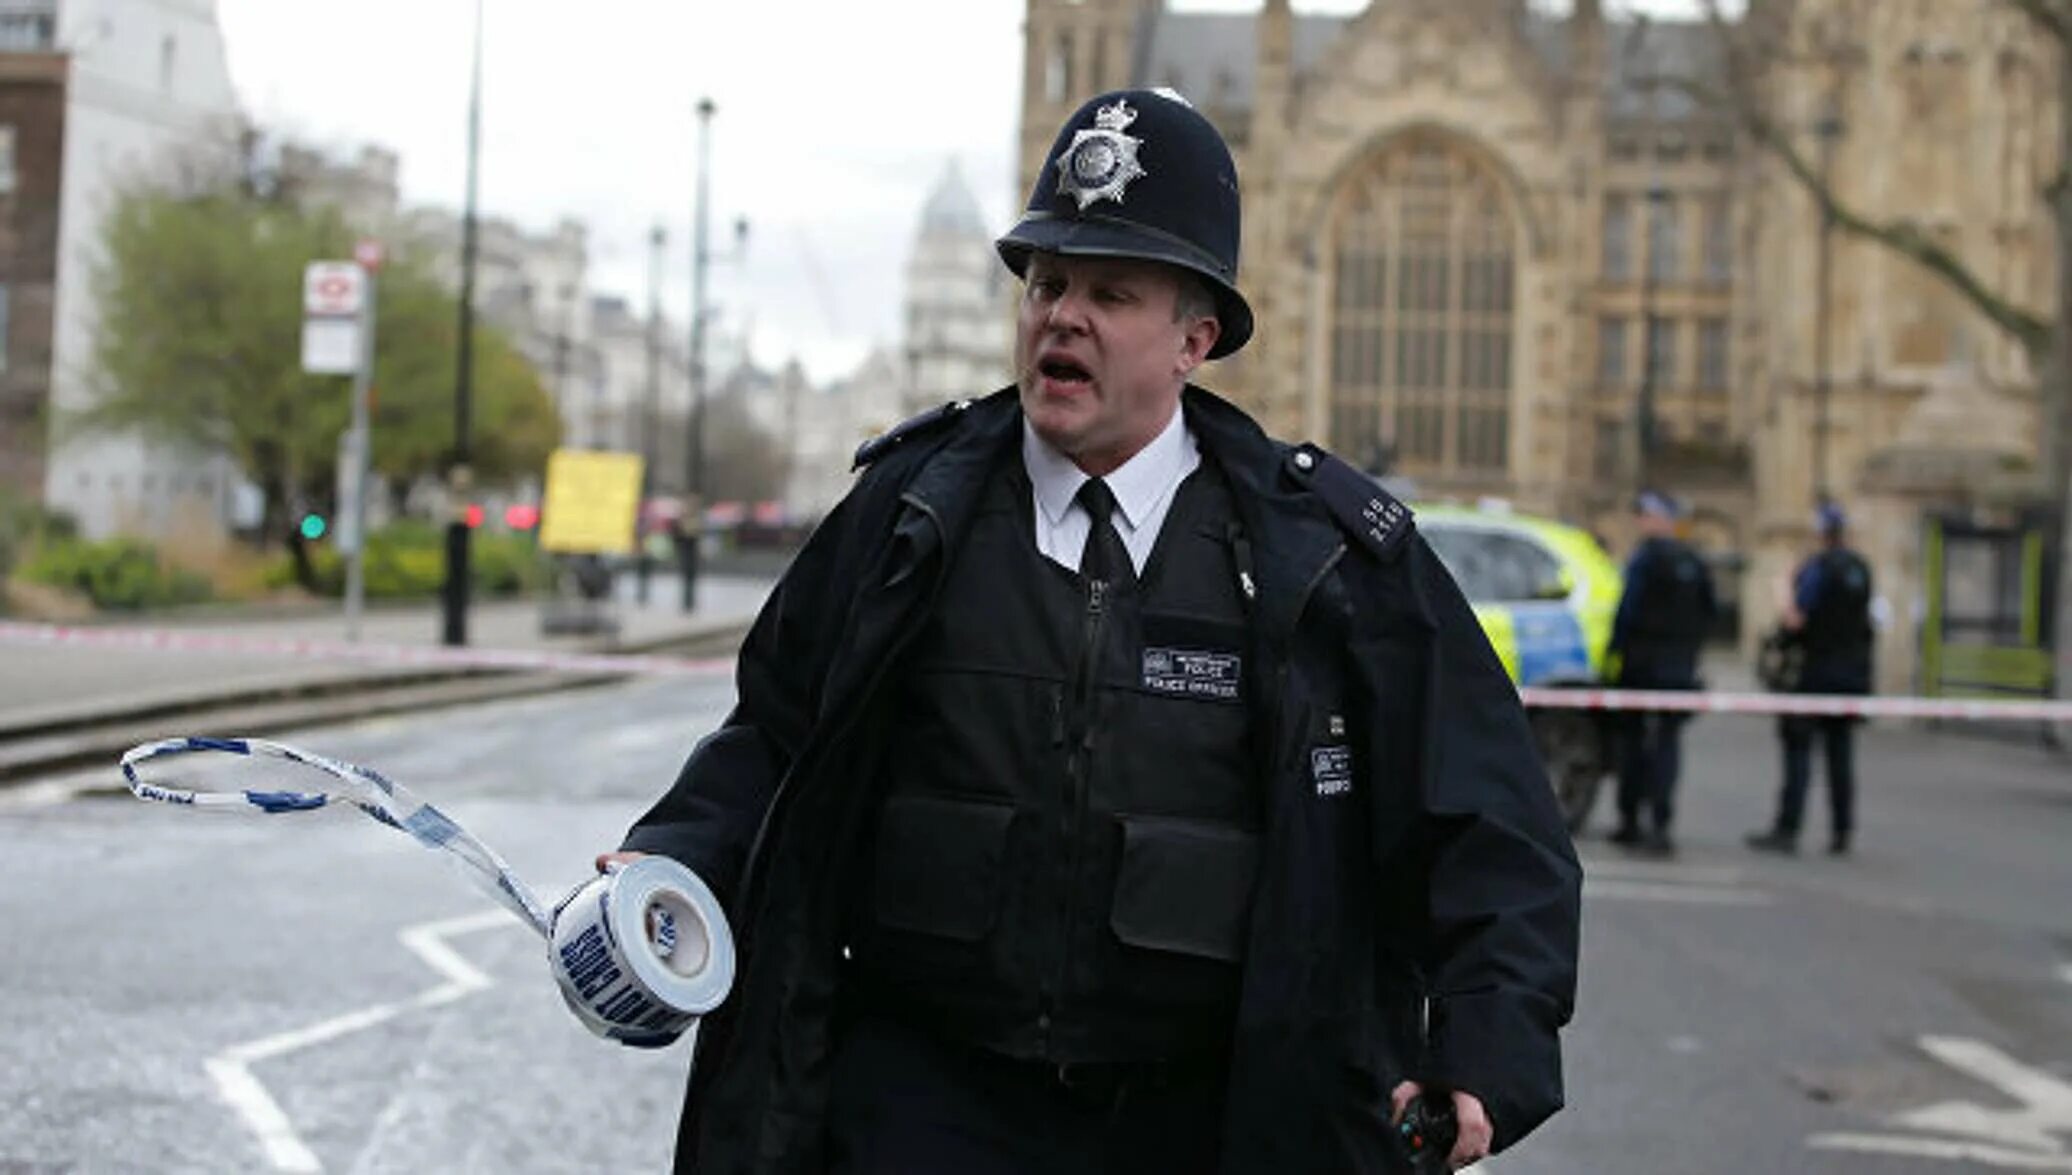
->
[1076,477,1135,588]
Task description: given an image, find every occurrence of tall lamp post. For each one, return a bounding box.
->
[441,0,485,647]
[636,223,665,606]
[1811,92,1845,504]
[682,97,749,613]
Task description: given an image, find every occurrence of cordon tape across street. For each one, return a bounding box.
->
[4,620,2070,723]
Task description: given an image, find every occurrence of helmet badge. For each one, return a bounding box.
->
[1055,98,1147,211]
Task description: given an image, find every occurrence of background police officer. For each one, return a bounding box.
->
[1606,491,1716,855]
[1749,500,1874,856]
[599,89,1580,1174]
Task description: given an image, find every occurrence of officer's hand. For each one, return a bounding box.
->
[1390,1081,1493,1170]
[594,850,646,873]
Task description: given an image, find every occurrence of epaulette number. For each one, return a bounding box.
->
[1287,444,1414,561]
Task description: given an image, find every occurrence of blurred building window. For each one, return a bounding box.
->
[1598,317,1628,387]
[160,35,177,92]
[1645,315,1678,388]
[1702,197,1732,285]
[0,13,53,51]
[0,283,11,374]
[1601,195,1631,281]
[1697,317,1729,391]
[0,126,15,195]
[1647,194,1680,283]
[1327,134,1515,477]
[1655,129,1688,162]
[1595,419,1623,481]
[1046,32,1074,103]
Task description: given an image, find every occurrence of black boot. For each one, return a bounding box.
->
[1609,824,1645,848]
[1745,829,1798,855]
[1828,832,1851,856]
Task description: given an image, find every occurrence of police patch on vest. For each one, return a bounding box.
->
[1142,646,1242,702]
[1311,745,1353,797]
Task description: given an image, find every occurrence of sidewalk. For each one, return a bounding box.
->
[0,571,773,735]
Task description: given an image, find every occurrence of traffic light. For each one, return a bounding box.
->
[298,512,328,541]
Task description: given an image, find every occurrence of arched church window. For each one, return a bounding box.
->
[1327,135,1517,477]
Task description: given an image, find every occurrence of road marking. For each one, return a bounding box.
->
[2058,963,2072,988]
[1809,1134,2072,1169]
[1810,1035,2072,1168]
[206,909,518,1172]
[1583,878,1772,906]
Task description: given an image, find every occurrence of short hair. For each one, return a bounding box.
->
[1172,271,1218,326]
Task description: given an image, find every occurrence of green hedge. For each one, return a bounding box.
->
[18,536,212,611]
[270,526,548,600]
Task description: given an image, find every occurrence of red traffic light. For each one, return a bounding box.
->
[504,504,540,530]
[463,504,485,529]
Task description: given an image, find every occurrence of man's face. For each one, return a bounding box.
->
[1015,253,1220,475]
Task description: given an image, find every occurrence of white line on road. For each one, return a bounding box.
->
[1583,878,1772,906]
[1808,1133,2072,1170]
[2059,963,2072,988]
[206,909,520,1173]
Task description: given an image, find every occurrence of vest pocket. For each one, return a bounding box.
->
[870,795,1015,942]
[1110,816,1260,962]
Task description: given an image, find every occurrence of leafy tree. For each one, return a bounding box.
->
[66,135,559,586]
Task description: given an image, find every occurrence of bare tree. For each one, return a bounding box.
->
[1654,0,2072,703]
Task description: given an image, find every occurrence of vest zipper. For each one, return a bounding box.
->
[1045,574,1109,1055]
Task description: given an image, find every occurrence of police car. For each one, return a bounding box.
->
[1416,502,1623,830]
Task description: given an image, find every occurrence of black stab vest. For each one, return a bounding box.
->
[849,456,1260,1064]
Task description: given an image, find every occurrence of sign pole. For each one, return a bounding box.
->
[343,252,380,641]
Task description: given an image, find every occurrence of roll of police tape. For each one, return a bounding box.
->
[548,855,735,1047]
[118,735,735,1046]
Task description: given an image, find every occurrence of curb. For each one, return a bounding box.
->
[0,619,751,787]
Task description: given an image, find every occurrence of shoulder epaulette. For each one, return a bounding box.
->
[851,399,975,470]
[1283,442,1415,562]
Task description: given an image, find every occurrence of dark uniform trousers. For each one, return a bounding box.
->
[830,459,1258,1172]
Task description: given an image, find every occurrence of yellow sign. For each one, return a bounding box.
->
[538,449,644,555]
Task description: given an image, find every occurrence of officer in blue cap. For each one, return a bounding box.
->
[1749,499,1874,855]
[602,88,1578,1174]
[1606,490,1717,855]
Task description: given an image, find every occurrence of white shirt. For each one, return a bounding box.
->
[1022,406,1201,575]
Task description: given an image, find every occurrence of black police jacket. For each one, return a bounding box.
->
[621,386,1582,1174]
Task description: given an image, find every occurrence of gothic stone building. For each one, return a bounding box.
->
[1017,0,2059,692]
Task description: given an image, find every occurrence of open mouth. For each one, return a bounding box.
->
[1038,357,1092,386]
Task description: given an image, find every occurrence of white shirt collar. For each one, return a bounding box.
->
[1022,404,1190,531]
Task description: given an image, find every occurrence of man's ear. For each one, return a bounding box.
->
[1177,314,1221,376]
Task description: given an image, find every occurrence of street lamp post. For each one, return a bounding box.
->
[441,0,485,647]
[681,98,749,613]
[1812,94,1845,504]
[637,224,665,606]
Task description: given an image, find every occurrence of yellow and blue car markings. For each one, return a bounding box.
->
[1415,505,1624,687]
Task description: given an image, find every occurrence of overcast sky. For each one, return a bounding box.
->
[214,0,1710,384]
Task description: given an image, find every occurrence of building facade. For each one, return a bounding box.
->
[901,158,1012,416]
[1017,0,2061,691]
[0,43,66,499]
[35,0,242,541]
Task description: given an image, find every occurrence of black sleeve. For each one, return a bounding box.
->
[1405,536,1583,1152]
[617,494,859,912]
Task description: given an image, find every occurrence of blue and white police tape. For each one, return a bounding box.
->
[118,736,734,1045]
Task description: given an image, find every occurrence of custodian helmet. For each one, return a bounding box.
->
[996,88,1253,359]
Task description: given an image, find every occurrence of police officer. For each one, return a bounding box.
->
[1749,501,1874,856]
[598,89,1580,1174]
[1606,490,1716,855]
